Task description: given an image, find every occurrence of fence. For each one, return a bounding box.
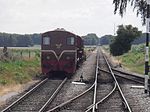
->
[0,48,40,61]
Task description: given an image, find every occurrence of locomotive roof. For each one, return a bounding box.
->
[42,30,82,39]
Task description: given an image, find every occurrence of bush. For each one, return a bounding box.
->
[0,65,7,72]
[0,79,7,85]
[14,72,28,84]
[109,25,141,56]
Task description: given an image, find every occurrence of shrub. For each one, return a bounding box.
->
[0,79,7,85]
[0,65,7,72]
[14,72,28,84]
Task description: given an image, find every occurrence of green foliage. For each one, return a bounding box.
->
[119,51,144,74]
[0,64,7,72]
[35,50,40,59]
[131,44,145,53]
[99,35,114,45]
[116,44,146,74]
[110,25,141,56]
[0,54,40,85]
[0,32,41,47]
[83,33,99,45]
[14,72,28,84]
[113,0,147,24]
[0,79,7,85]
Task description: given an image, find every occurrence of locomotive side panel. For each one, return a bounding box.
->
[76,36,85,63]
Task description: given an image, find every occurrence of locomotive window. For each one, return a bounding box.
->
[43,37,50,45]
[67,37,74,45]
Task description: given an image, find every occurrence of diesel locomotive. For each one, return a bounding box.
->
[41,29,85,76]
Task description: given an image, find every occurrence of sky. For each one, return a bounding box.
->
[0,0,145,37]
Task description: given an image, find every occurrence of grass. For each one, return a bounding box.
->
[0,49,41,86]
[117,51,145,74]
[119,44,146,74]
[101,44,146,74]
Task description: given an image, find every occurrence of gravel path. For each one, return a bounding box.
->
[122,84,149,112]
[0,80,40,111]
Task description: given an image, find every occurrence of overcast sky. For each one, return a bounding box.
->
[0,0,145,37]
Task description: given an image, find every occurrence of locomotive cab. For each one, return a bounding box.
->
[41,30,83,76]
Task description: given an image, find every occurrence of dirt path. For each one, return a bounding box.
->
[0,80,39,107]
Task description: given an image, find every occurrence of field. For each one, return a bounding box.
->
[102,44,145,74]
[0,48,41,95]
[117,50,144,74]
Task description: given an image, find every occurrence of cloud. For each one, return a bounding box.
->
[0,0,145,36]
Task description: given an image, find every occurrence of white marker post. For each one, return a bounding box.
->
[145,0,150,94]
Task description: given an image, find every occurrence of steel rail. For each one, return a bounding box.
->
[39,77,67,112]
[103,54,132,112]
[47,83,95,112]
[115,74,144,84]
[1,78,48,112]
[92,48,99,112]
[85,83,117,112]
[47,48,99,112]
[112,68,144,79]
[99,67,144,84]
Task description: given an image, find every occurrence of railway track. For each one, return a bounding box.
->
[1,47,96,112]
[46,47,136,112]
[40,49,97,112]
[112,68,144,84]
[103,51,144,84]
[1,47,144,112]
[99,68,144,84]
[84,48,131,112]
[101,52,132,111]
[1,77,67,112]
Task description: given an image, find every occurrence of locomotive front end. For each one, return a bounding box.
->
[41,30,78,76]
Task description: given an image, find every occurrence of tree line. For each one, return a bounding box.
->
[99,25,142,56]
[0,32,99,47]
[100,33,148,46]
[0,33,41,47]
[82,33,99,45]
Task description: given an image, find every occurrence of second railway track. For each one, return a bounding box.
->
[1,77,67,112]
[85,47,132,112]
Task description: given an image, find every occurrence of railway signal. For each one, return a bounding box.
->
[145,0,150,94]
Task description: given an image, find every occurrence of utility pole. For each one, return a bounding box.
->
[114,23,116,36]
[145,0,150,93]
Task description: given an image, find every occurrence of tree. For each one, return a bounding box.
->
[83,33,99,45]
[0,32,41,47]
[99,35,114,45]
[113,0,147,24]
[110,25,142,56]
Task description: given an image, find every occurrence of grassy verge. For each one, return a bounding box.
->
[102,44,145,74]
[0,49,41,96]
[0,59,40,85]
[117,51,144,74]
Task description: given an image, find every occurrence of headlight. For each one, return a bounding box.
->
[46,56,50,60]
[66,56,70,60]
[79,51,82,53]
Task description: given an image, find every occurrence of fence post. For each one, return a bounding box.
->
[20,51,23,59]
[29,51,31,58]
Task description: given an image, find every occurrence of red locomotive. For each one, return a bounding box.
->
[41,29,85,76]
